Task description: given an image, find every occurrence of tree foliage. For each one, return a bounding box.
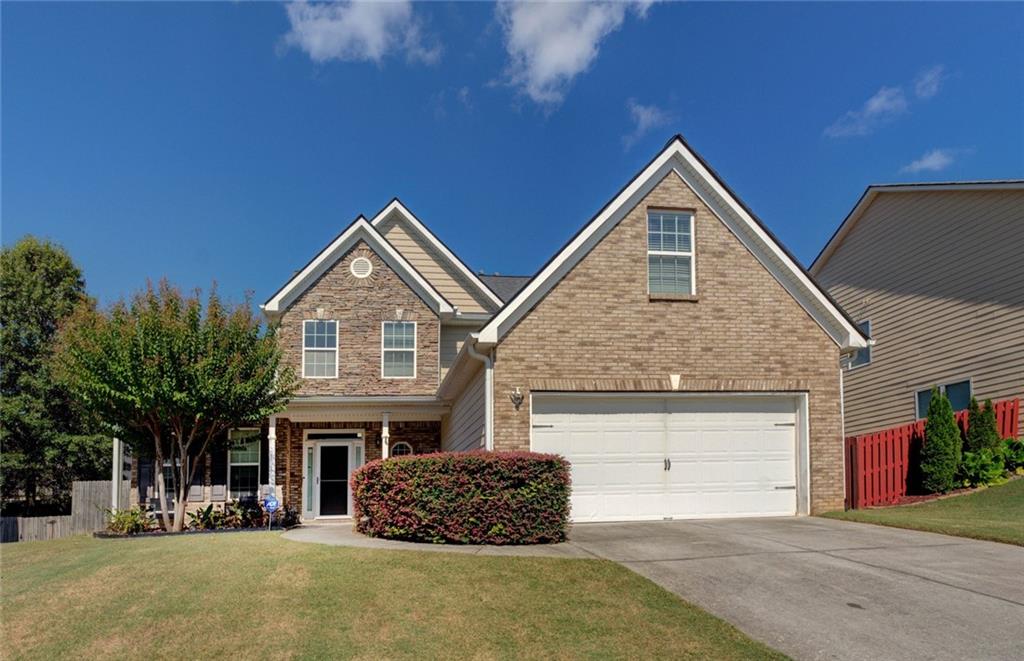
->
[55,281,295,531]
[965,397,1001,453]
[0,236,107,507]
[920,388,961,493]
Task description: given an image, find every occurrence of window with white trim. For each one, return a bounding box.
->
[850,320,871,367]
[390,442,413,457]
[382,321,416,378]
[303,320,338,378]
[228,428,260,500]
[647,210,694,295]
[916,380,972,419]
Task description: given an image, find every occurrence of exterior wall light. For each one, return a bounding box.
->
[509,387,525,411]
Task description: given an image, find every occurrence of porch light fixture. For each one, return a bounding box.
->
[509,387,524,411]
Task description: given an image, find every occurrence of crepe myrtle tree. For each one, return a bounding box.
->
[55,280,295,531]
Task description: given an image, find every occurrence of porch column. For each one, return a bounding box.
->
[111,436,122,509]
[381,412,390,459]
[268,415,277,498]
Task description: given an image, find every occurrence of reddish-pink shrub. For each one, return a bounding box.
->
[351,451,571,545]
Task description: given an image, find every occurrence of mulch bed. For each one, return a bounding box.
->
[95,524,301,539]
[882,474,1021,507]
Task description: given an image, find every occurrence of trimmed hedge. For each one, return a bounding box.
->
[351,451,571,545]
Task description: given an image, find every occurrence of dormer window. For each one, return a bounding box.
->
[647,210,695,295]
[303,320,338,378]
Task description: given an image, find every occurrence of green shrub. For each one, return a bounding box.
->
[187,504,225,530]
[106,506,155,535]
[1003,438,1024,473]
[352,451,571,545]
[965,398,1001,453]
[920,388,961,493]
[958,449,1006,487]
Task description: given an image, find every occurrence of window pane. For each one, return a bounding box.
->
[304,349,336,377]
[229,439,260,464]
[383,350,415,377]
[945,380,971,412]
[304,320,337,349]
[917,389,932,419]
[230,465,258,500]
[383,322,415,349]
[647,211,692,254]
[648,255,692,294]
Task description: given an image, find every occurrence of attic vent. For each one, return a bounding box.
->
[350,257,373,279]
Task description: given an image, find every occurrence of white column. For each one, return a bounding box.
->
[111,437,122,509]
[381,412,390,459]
[268,415,277,498]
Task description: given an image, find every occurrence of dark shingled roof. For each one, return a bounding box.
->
[478,274,532,303]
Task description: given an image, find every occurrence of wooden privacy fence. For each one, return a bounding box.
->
[845,398,1020,509]
[1,480,127,543]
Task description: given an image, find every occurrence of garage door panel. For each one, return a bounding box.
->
[533,395,798,522]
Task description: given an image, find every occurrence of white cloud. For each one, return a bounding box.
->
[497,1,652,107]
[900,148,956,174]
[622,99,673,149]
[824,86,908,138]
[914,65,945,99]
[283,1,441,65]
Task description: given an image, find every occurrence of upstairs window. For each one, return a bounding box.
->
[850,320,872,367]
[303,320,338,378]
[382,321,416,378]
[648,210,695,295]
[916,380,972,419]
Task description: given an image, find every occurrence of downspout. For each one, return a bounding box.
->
[466,335,494,451]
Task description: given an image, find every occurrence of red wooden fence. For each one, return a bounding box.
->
[845,398,1020,509]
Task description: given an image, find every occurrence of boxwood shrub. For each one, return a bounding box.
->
[351,451,571,545]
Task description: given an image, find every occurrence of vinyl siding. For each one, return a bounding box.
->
[441,366,486,452]
[440,324,475,380]
[816,189,1024,436]
[377,215,495,314]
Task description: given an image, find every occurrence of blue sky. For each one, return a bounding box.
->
[4,1,1022,308]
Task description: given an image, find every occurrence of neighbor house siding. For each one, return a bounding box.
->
[490,171,845,514]
[277,240,440,396]
[377,214,495,314]
[815,189,1024,436]
[441,365,486,452]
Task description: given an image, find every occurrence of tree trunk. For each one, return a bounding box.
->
[154,465,172,531]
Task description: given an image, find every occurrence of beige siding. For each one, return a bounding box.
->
[378,215,495,314]
[440,324,476,380]
[441,366,486,452]
[816,189,1024,436]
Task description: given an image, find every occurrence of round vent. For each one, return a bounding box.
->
[350,256,373,279]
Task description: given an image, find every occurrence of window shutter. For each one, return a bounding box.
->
[210,445,228,502]
[137,458,153,506]
[187,450,205,502]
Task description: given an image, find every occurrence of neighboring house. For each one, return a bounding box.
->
[130,135,868,521]
[811,181,1024,438]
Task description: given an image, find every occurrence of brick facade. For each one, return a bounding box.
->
[491,172,845,513]
[275,419,441,510]
[278,241,440,396]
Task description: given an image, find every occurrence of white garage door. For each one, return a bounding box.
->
[532,395,799,522]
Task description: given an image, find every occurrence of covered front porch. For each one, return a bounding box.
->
[270,395,447,521]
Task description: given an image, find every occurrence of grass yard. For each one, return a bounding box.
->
[0,532,783,660]
[822,477,1024,546]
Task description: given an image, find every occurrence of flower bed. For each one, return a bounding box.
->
[352,451,571,545]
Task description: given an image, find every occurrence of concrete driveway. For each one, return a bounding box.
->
[569,517,1024,661]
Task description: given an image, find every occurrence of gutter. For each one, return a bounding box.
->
[465,333,494,451]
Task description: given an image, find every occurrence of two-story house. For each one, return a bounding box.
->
[811,181,1024,437]
[131,135,868,522]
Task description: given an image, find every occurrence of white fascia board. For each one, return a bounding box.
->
[479,138,868,351]
[370,199,504,308]
[263,217,454,316]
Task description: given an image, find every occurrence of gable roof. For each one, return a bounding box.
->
[478,274,532,302]
[476,134,870,351]
[369,199,504,309]
[262,216,454,316]
[810,180,1024,276]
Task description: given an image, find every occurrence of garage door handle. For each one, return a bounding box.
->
[532,424,554,429]
[664,458,672,471]
[774,485,796,490]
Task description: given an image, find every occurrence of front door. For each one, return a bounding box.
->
[302,431,365,520]
[318,445,349,516]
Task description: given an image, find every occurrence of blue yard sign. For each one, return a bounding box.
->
[264,495,279,513]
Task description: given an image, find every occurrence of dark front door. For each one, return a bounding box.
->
[319,445,349,516]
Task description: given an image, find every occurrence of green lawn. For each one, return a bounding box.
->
[0,533,783,660]
[822,477,1024,546]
